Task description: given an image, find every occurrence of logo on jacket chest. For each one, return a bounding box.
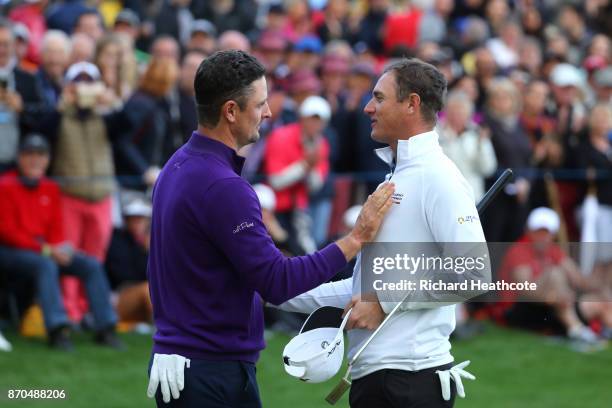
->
[391,192,404,204]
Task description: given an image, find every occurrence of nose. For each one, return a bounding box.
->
[262,102,272,119]
[363,98,375,115]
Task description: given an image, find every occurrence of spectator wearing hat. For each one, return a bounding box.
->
[113,9,141,43]
[0,134,121,351]
[46,0,91,34]
[185,19,217,56]
[264,95,333,254]
[548,63,588,165]
[105,197,153,324]
[287,35,323,72]
[498,207,612,345]
[49,61,121,321]
[7,0,46,67]
[254,30,288,75]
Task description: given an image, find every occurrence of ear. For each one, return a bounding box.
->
[406,93,421,114]
[222,100,239,124]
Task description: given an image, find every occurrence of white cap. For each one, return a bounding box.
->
[123,199,152,217]
[65,61,100,82]
[299,95,331,122]
[283,307,350,383]
[550,63,583,87]
[527,207,560,233]
[343,205,362,229]
[253,184,276,211]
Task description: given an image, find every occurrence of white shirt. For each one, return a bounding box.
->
[278,130,487,379]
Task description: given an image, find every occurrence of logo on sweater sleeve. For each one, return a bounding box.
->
[233,221,255,234]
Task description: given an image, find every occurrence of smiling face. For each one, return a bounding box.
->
[232,76,272,148]
[363,71,409,145]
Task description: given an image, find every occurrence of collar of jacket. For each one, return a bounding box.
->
[374,129,441,171]
[186,131,246,174]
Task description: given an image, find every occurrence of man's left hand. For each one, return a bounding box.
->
[343,295,385,330]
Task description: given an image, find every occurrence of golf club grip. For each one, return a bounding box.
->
[349,168,514,366]
[476,169,514,215]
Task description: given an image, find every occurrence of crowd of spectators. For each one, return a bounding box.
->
[0,0,611,350]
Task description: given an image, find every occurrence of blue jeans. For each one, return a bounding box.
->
[0,246,117,331]
[148,357,262,408]
[308,198,332,248]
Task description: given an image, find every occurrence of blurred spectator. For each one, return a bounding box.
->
[186,19,217,55]
[519,6,544,40]
[177,50,204,137]
[153,0,194,46]
[484,0,510,36]
[36,30,70,110]
[0,18,46,170]
[438,90,497,201]
[557,4,592,61]
[316,0,351,44]
[482,77,532,242]
[69,32,95,64]
[264,95,332,254]
[8,0,46,67]
[254,29,288,74]
[12,23,33,72]
[281,0,312,42]
[150,35,180,63]
[354,0,388,55]
[472,47,498,109]
[112,8,141,44]
[287,35,323,72]
[382,2,422,55]
[548,63,588,163]
[418,0,454,44]
[575,104,612,262]
[287,68,320,110]
[50,62,121,321]
[518,36,543,77]
[105,198,153,323]
[591,67,612,105]
[115,57,179,189]
[46,0,90,34]
[320,54,349,113]
[197,0,257,35]
[499,207,612,346]
[486,20,522,70]
[94,34,126,105]
[73,9,105,42]
[217,30,251,52]
[0,134,121,351]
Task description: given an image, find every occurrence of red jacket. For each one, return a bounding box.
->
[0,171,64,251]
[264,123,330,212]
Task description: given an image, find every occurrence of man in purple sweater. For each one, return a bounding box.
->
[146,50,394,407]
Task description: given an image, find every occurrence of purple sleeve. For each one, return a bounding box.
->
[200,177,347,305]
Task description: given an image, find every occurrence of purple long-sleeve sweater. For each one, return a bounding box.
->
[148,132,347,362]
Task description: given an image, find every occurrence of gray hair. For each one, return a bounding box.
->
[445,90,474,118]
[41,30,71,55]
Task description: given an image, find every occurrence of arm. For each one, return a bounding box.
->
[273,277,353,314]
[475,135,498,177]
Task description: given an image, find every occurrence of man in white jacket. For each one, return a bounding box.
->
[277,59,489,407]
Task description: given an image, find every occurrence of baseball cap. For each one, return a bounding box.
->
[65,61,100,82]
[13,23,30,42]
[321,55,350,75]
[115,9,140,27]
[550,63,583,87]
[299,95,331,122]
[190,19,216,37]
[594,67,612,88]
[123,198,152,217]
[253,184,276,211]
[19,134,50,154]
[350,62,376,78]
[283,306,348,383]
[293,35,322,54]
[527,207,560,233]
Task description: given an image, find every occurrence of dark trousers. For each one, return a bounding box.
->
[349,364,455,408]
[149,358,261,408]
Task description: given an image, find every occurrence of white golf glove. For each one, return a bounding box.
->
[436,360,476,401]
[147,353,191,403]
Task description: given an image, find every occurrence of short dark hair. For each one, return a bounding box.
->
[384,58,447,124]
[194,50,266,128]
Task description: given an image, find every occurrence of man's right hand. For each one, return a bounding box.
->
[147,353,191,403]
[336,182,395,261]
[50,243,74,266]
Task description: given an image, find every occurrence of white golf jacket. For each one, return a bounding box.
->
[278,130,487,379]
